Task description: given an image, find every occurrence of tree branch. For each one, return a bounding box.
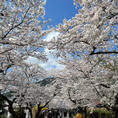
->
[0,93,11,104]
[68,88,76,105]
[1,7,30,40]
[0,40,27,46]
[90,51,118,55]
[0,48,13,55]
[107,12,118,19]
[99,84,110,88]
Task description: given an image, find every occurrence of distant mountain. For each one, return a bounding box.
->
[36,77,55,86]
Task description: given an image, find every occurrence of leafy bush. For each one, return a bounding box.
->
[87,108,113,118]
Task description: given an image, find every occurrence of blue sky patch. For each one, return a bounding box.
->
[44,0,78,26]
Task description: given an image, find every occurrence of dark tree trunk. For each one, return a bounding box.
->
[35,93,56,118]
[0,93,26,118]
[84,106,87,118]
[26,103,33,118]
[0,94,17,118]
[115,93,118,118]
[27,107,32,118]
[8,102,17,118]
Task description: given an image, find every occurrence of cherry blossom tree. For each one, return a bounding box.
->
[0,0,56,118]
[0,62,58,118]
[0,0,50,76]
[47,0,118,109]
[54,0,118,56]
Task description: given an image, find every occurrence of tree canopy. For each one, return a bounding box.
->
[0,0,118,117]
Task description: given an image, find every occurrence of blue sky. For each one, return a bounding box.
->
[44,0,78,26]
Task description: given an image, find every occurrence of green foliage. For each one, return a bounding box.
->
[0,114,7,118]
[87,108,113,118]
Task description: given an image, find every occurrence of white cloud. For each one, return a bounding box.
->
[40,31,65,70]
[24,31,64,70]
[43,31,60,42]
[24,56,39,64]
[40,54,65,70]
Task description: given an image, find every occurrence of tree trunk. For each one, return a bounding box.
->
[0,93,26,118]
[26,107,32,118]
[84,106,87,118]
[115,93,118,118]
